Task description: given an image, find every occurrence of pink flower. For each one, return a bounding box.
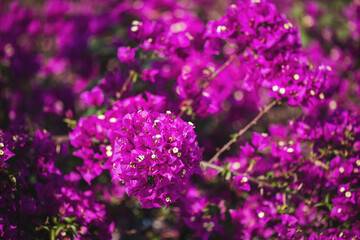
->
[80,86,104,106]
[117,46,137,64]
[111,111,202,208]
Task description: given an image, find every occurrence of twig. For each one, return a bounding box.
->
[208,99,278,164]
[203,55,237,87]
[116,71,135,100]
[200,161,310,205]
[25,116,36,135]
[307,142,328,170]
[309,153,328,170]
[177,55,236,118]
[51,135,70,143]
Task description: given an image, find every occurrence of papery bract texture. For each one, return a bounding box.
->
[111,111,202,208]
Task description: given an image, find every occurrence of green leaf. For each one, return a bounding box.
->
[36,226,46,231]
[325,193,330,204]
[50,228,55,240]
[186,106,193,116]
[314,202,327,207]
[225,171,232,181]
[10,175,16,185]
[266,171,274,178]
[202,69,213,75]
[52,217,58,224]
[230,133,239,141]
[70,225,78,237]
[276,204,289,214]
[257,175,265,180]
[55,224,65,237]
[131,71,138,83]
[63,118,78,129]
[318,148,328,156]
[64,217,76,224]
[223,162,231,170]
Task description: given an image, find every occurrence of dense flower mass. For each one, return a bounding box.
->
[69,92,166,184]
[212,0,336,107]
[1,0,360,239]
[0,129,113,239]
[111,111,202,208]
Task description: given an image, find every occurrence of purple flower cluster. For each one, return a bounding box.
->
[0,131,18,168]
[2,0,360,239]
[111,111,202,208]
[292,110,360,228]
[203,0,337,107]
[178,187,225,239]
[198,109,360,239]
[0,129,113,239]
[70,92,166,184]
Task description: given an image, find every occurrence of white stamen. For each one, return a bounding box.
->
[131,26,139,32]
[356,159,360,167]
[216,25,227,33]
[106,151,113,157]
[345,191,351,198]
[287,148,294,153]
[232,162,241,170]
[241,176,248,183]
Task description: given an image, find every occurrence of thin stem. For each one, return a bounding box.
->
[177,102,188,119]
[307,142,329,170]
[200,161,310,205]
[208,99,278,164]
[25,116,36,135]
[309,154,329,170]
[177,55,236,118]
[51,135,70,143]
[204,55,237,86]
[116,71,135,100]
